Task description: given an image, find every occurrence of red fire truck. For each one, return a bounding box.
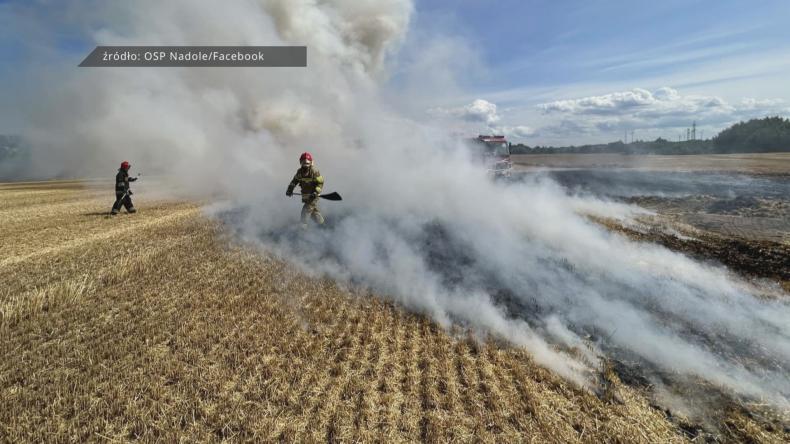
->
[470,135,512,179]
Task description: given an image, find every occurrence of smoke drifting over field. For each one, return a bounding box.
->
[6,0,790,413]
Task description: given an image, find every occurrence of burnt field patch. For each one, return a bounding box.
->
[595,215,789,292]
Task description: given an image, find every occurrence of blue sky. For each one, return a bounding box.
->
[417,0,788,90]
[410,0,790,144]
[2,0,789,145]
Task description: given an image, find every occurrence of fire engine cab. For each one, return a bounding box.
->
[470,135,512,179]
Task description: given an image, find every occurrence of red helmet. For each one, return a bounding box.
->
[120,161,130,170]
[299,152,313,164]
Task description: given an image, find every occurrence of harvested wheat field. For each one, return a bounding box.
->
[0,181,786,443]
[511,153,790,175]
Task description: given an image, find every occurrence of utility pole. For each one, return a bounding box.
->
[692,121,696,140]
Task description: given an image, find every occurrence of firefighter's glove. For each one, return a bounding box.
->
[129,177,138,182]
[286,189,293,197]
[311,192,319,199]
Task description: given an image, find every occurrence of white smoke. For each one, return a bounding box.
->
[4,0,790,412]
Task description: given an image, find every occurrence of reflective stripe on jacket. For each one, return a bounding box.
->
[287,165,324,195]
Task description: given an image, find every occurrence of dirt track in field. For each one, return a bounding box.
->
[1,181,787,442]
[512,152,790,175]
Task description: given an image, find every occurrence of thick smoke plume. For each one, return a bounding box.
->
[4,0,789,413]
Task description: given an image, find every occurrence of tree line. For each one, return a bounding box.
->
[3,117,790,168]
[510,117,790,155]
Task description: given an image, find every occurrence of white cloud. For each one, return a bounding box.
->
[430,89,788,145]
[499,125,535,138]
[430,99,534,139]
[533,87,788,142]
[541,88,657,115]
[539,87,742,118]
[464,99,501,125]
[431,99,501,125]
[739,97,785,111]
[652,86,680,101]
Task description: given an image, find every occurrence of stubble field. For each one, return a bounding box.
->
[0,181,786,442]
[511,152,790,174]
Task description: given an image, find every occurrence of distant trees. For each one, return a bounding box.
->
[513,117,790,155]
[713,117,790,153]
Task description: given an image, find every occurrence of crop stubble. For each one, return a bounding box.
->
[1,182,785,442]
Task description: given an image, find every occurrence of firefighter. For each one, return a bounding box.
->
[286,152,325,227]
[111,161,137,215]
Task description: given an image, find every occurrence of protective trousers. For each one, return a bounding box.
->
[112,192,136,214]
[301,196,324,225]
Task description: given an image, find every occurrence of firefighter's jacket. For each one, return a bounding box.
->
[287,165,324,199]
[115,169,136,194]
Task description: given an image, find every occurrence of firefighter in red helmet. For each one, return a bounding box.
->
[286,152,324,227]
[111,161,137,215]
